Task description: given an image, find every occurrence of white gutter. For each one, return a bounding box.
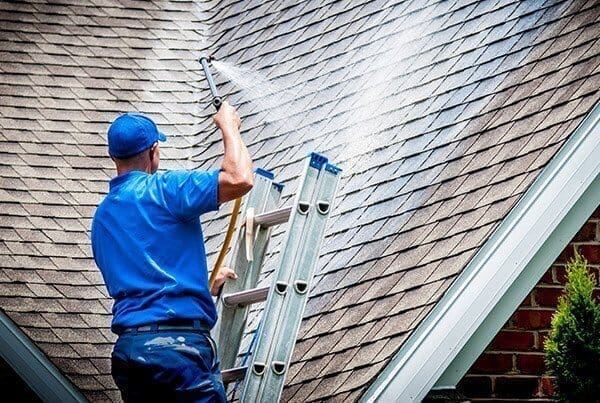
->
[361,103,600,402]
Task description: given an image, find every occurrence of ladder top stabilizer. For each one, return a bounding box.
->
[255,167,284,190]
[308,152,342,175]
[325,162,342,175]
[255,167,275,180]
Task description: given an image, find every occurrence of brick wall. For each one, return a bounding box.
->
[458,206,600,402]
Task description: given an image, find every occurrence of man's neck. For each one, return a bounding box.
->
[116,164,150,176]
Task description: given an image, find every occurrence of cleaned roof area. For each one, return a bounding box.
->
[0,0,599,401]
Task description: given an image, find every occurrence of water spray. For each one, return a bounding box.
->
[199,55,223,111]
[198,54,241,291]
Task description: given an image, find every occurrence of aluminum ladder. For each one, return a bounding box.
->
[212,152,341,402]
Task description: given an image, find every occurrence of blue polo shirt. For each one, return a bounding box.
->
[91,169,220,333]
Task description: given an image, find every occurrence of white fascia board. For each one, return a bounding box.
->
[361,103,600,403]
[0,310,87,402]
[436,169,600,388]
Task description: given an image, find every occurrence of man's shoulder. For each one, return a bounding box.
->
[93,194,108,216]
[92,189,117,223]
[157,169,218,184]
[158,169,192,179]
[91,196,108,238]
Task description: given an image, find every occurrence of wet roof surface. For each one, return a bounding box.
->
[0,0,599,401]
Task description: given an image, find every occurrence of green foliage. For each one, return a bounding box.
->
[544,250,600,403]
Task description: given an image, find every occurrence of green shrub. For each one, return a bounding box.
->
[544,250,600,402]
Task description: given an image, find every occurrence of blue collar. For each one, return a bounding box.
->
[110,171,147,191]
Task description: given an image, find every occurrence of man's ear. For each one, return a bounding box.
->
[149,142,160,173]
[148,143,157,159]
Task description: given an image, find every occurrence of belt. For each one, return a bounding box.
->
[119,320,209,335]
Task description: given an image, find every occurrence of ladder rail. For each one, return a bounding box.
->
[212,169,282,371]
[213,153,341,403]
[240,154,341,402]
[259,164,340,401]
[240,156,321,402]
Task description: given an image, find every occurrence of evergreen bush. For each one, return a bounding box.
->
[544,250,600,402]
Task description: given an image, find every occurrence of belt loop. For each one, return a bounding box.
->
[149,323,159,332]
[193,320,201,331]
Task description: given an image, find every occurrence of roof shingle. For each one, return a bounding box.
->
[0,0,599,401]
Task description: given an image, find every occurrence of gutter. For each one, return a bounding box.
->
[361,103,600,402]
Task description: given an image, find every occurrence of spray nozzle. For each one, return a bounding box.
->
[199,55,222,111]
[199,54,214,64]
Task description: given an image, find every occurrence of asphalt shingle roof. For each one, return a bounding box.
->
[0,0,599,401]
[0,0,214,400]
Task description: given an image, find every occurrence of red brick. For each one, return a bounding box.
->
[540,376,556,397]
[490,330,535,351]
[572,222,598,242]
[519,293,533,307]
[471,353,513,374]
[578,244,600,264]
[513,309,554,330]
[538,330,550,350]
[555,244,600,265]
[540,267,554,284]
[556,246,576,263]
[459,376,492,398]
[534,287,564,307]
[591,205,600,219]
[494,376,539,398]
[556,265,599,284]
[516,353,546,375]
[462,215,600,402]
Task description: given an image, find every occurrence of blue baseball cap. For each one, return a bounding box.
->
[108,113,166,159]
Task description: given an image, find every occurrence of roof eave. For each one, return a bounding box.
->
[361,103,600,403]
[0,310,87,402]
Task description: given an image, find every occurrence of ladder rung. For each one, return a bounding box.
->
[221,366,247,384]
[223,286,269,307]
[254,206,292,227]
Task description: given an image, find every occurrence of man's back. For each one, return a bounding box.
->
[91,169,220,333]
[94,105,251,402]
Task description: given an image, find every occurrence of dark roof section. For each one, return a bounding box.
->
[0,0,599,401]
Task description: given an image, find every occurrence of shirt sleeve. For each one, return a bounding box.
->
[161,169,220,221]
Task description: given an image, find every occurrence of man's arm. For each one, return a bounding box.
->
[213,101,253,203]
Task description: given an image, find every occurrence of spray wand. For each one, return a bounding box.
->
[199,55,223,111]
[198,55,242,290]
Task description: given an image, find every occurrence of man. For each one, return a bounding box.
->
[91,101,253,402]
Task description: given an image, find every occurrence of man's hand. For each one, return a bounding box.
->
[213,101,241,133]
[210,266,238,296]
